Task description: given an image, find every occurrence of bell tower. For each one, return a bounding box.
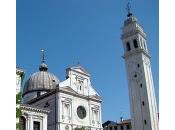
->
[121,3,159,130]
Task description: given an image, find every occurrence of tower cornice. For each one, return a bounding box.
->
[123,49,151,59]
[121,29,146,40]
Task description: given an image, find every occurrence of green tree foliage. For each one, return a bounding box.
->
[16,92,22,130]
[16,92,22,104]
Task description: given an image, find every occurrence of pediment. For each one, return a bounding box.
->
[70,66,90,76]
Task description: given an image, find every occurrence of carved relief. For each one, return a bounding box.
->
[61,98,72,122]
[91,105,100,125]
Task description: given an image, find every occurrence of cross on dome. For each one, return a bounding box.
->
[41,49,46,63]
[39,49,48,71]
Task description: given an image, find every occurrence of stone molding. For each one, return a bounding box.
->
[21,104,49,114]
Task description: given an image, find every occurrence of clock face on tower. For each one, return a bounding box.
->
[77,106,86,119]
[130,71,142,82]
[128,60,143,82]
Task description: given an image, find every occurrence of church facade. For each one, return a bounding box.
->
[16,4,158,130]
[21,62,102,130]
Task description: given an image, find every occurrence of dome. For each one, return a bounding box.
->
[22,63,60,96]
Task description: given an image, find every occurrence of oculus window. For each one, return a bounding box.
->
[77,106,86,119]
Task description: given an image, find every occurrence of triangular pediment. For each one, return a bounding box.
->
[70,66,90,76]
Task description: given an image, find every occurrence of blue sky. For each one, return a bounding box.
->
[17,0,159,122]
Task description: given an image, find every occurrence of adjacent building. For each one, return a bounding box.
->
[16,67,25,94]
[103,119,132,130]
[20,104,49,130]
[16,67,50,130]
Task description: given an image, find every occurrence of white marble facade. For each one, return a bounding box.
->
[24,66,102,130]
[20,105,49,130]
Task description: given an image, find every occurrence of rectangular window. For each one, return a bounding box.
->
[114,126,117,130]
[127,125,130,129]
[142,101,145,106]
[140,83,142,88]
[137,64,140,68]
[37,92,40,97]
[144,120,147,125]
[33,121,40,130]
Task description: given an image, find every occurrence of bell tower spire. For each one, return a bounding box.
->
[126,1,133,18]
[121,4,159,130]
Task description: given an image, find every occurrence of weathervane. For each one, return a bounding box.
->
[126,1,133,17]
[41,49,46,63]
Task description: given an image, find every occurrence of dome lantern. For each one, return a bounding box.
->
[22,50,60,97]
[39,63,48,71]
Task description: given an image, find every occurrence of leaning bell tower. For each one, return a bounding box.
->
[120,3,159,130]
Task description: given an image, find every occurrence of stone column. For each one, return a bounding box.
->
[29,115,33,130]
[43,115,48,130]
[26,116,30,130]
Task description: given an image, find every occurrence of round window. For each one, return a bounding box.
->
[77,106,86,119]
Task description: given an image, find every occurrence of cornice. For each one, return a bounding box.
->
[21,104,49,114]
[123,49,151,59]
[27,87,102,105]
[121,29,146,40]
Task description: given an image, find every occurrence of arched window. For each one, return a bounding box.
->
[126,42,131,51]
[20,116,26,130]
[133,39,138,48]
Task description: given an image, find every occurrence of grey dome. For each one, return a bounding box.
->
[23,63,60,96]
